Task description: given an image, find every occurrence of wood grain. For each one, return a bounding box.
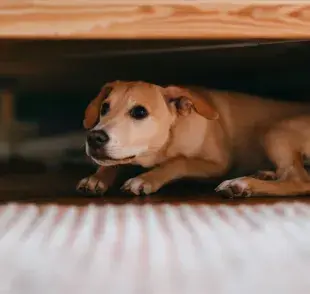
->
[1,1,310,39]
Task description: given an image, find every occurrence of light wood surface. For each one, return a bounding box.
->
[1,1,310,39]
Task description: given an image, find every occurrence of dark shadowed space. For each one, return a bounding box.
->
[1,39,310,204]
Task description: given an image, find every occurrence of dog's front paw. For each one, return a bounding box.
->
[77,175,108,196]
[215,177,253,199]
[121,176,159,196]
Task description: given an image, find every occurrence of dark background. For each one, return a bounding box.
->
[1,39,310,203]
[5,39,310,137]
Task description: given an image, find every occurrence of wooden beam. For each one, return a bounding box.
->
[0,1,310,39]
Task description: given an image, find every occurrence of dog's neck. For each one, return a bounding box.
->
[133,113,212,168]
[131,137,172,168]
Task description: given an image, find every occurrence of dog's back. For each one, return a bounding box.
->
[204,89,310,174]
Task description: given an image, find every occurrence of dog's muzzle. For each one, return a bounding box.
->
[86,130,136,163]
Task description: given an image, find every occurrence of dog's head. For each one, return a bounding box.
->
[83,81,219,166]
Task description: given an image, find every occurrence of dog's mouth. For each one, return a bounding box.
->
[90,153,136,166]
[86,143,137,165]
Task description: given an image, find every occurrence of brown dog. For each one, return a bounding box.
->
[77,80,310,197]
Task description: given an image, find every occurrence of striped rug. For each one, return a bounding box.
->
[0,202,309,294]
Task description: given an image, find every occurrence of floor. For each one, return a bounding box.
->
[0,160,309,206]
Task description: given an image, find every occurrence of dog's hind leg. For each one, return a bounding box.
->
[216,116,310,198]
[216,176,310,198]
[253,170,278,181]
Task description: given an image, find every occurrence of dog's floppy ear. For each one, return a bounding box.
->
[83,95,101,130]
[83,86,113,129]
[163,86,219,120]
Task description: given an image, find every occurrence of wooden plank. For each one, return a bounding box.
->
[0,1,310,39]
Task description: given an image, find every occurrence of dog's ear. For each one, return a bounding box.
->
[83,95,101,129]
[83,86,113,129]
[163,86,219,120]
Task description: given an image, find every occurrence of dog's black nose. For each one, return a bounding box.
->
[87,130,109,149]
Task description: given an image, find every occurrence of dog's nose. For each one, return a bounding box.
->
[87,130,110,149]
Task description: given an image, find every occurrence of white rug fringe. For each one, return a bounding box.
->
[0,202,309,294]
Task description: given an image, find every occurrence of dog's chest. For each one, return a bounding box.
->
[134,153,169,168]
[165,142,201,159]
[135,142,203,168]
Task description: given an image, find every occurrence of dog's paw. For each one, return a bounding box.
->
[215,177,253,199]
[121,177,155,196]
[76,175,108,196]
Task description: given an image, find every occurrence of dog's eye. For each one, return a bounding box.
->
[129,105,149,120]
[101,102,110,116]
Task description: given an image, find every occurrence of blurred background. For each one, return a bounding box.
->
[1,39,310,202]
